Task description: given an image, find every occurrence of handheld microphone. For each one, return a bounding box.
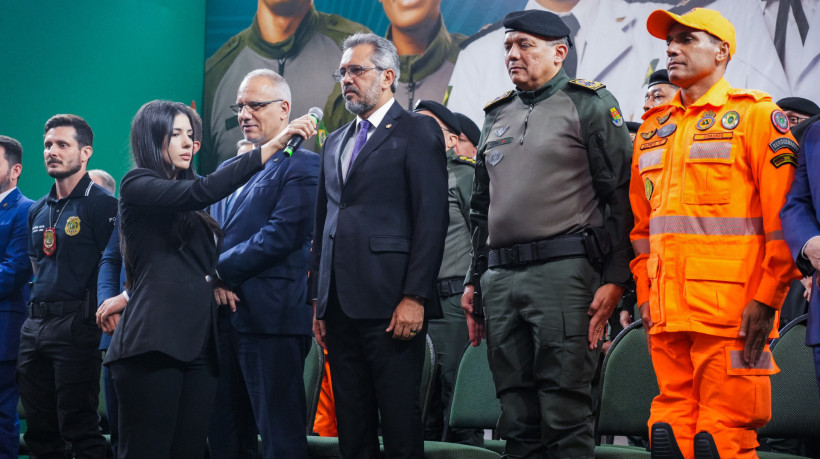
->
[284,107,324,156]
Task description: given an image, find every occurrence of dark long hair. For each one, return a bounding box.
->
[123,101,222,284]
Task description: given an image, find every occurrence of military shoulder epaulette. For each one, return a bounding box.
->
[727,87,771,102]
[205,32,245,73]
[484,90,515,111]
[568,78,606,91]
[454,155,476,165]
[460,20,504,50]
[320,12,371,37]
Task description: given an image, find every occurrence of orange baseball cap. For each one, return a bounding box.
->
[647,8,736,58]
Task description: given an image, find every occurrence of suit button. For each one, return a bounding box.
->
[340,203,348,209]
[329,234,334,240]
[205,275,212,283]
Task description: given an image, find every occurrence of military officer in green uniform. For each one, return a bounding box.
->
[322,0,464,133]
[460,10,633,458]
[201,0,369,173]
[412,100,482,446]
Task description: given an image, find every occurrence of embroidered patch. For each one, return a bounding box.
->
[640,130,656,140]
[693,132,733,141]
[455,155,476,165]
[769,137,799,154]
[644,178,654,200]
[640,138,668,150]
[696,110,716,131]
[610,107,624,127]
[721,111,740,130]
[65,216,81,236]
[495,125,509,137]
[771,110,790,134]
[487,150,504,166]
[770,152,798,168]
[484,90,514,110]
[657,124,677,138]
[485,137,513,149]
[657,112,671,125]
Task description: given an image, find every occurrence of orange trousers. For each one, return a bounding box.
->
[648,332,777,459]
[313,350,338,437]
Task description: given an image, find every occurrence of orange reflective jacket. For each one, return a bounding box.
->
[629,78,799,338]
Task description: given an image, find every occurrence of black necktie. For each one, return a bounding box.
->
[774,0,810,66]
[561,13,581,78]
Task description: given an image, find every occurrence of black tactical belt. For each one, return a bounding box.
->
[437,277,464,298]
[488,234,587,268]
[28,300,83,319]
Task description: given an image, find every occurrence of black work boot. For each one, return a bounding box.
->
[650,422,684,459]
[693,431,721,459]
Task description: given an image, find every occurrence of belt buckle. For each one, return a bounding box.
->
[502,247,517,265]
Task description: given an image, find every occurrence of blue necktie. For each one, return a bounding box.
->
[347,119,371,171]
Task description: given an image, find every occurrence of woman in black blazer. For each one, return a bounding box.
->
[104,100,315,458]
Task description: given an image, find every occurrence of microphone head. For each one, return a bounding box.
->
[308,107,324,122]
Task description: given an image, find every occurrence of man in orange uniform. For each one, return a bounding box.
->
[629,8,800,459]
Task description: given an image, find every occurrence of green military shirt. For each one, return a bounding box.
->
[322,16,465,137]
[469,68,633,286]
[201,7,368,173]
[439,149,474,280]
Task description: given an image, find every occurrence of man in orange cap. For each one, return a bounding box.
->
[630,8,800,459]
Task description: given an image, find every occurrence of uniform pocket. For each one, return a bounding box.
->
[647,253,663,324]
[559,309,595,388]
[683,141,734,204]
[723,345,777,428]
[684,257,746,325]
[369,235,411,253]
[639,148,665,211]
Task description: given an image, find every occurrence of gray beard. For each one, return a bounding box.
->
[344,80,382,116]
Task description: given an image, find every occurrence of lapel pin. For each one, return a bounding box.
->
[385,124,392,129]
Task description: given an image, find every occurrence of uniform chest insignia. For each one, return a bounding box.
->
[657,112,671,125]
[696,110,716,131]
[495,125,509,137]
[640,138,668,150]
[644,178,654,200]
[771,152,798,168]
[771,110,790,134]
[609,107,624,127]
[65,216,81,236]
[721,111,740,130]
[487,150,504,166]
[657,123,677,138]
[640,129,656,140]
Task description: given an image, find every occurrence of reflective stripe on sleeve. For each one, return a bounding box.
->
[632,238,650,255]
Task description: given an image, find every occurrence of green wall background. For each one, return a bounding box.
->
[0,0,206,199]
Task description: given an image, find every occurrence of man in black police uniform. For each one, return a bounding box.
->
[461,10,633,458]
[18,114,117,458]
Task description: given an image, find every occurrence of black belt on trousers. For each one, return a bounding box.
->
[28,300,83,319]
[437,277,464,298]
[488,234,588,268]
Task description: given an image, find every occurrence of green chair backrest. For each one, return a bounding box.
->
[420,334,436,422]
[758,315,820,438]
[595,321,659,440]
[448,340,501,430]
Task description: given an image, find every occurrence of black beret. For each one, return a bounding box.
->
[503,10,572,47]
[776,97,820,117]
[626,121,641,133]
[648,69,673,88]
[454,113,481,146]
[414,100,461,135]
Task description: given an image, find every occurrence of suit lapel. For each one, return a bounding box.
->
[225,155,275,225]
[346,102,404,183]
[0,188,21,214]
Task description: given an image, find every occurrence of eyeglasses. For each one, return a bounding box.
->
[229,99,283,114]
[332,65,382,82]
[788,115,809,125]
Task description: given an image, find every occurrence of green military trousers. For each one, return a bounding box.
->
[481,257,600,459]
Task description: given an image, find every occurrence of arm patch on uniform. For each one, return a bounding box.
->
[568,78,605,91]
[770,152,798,168]
[485,137,513,149]
[769,137,798,154]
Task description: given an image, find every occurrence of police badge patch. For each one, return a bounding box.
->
[721,111,740,130]
[65,216,81,236]
[696,110,716,131]
[771,110,790,134]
